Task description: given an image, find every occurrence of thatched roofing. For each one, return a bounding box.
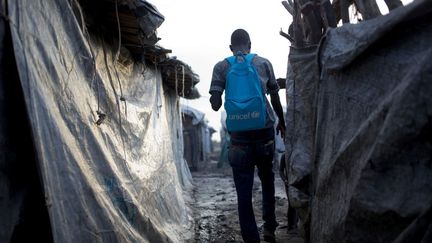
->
[76,0,200,99]
[159,58,201,99]
[77,0,170,62]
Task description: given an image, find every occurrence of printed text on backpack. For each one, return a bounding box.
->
[224,53,266,132]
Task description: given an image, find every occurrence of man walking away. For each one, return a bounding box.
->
[209,29,286,243]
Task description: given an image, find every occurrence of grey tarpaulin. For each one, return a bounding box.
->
[2,0,193,242]
[285,45,319,238]
[285,46,319,188]
[1,1,53,241]
[311,0,432,242]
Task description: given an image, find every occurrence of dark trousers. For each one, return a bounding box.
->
[229,132,278,243]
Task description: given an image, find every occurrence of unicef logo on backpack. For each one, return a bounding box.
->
[251,111,260,118]
[228,111,261,120]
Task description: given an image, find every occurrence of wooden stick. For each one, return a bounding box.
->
[282,0,294,15]
[280,29,294,42]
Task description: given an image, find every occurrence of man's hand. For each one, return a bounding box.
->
[270,93,286,140]
[209,92,222,111]
[276,121,286,139]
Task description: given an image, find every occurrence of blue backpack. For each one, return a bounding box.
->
[224,53,266,132]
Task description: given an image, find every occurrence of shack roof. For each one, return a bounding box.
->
[76,0,200,99]
[181,105,206,126]
[160,58,201,99]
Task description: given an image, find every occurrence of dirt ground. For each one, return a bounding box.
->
[188,159,304,243]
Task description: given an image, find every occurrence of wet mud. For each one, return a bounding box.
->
[189,162,304,243]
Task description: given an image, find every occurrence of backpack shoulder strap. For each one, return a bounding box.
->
[225,56,236,66]
[244,53,257,64]
[225,52,255,66]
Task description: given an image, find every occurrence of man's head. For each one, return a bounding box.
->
[230,29,251,54]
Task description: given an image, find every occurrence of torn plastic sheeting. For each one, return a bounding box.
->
[7,0,192,242]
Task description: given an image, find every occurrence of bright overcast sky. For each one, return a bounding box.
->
[155,0,412,140]
[156,0,291,137]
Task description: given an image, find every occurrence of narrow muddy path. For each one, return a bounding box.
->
[189,162,304,243]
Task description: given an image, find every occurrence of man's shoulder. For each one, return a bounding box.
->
[252,54,272,65]
[214,54,272,69]
[213,59,230,73]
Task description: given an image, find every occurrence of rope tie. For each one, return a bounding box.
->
[181,65,185,97]
[175,65,178,96]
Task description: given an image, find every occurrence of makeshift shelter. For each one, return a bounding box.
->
[282,0,432,242]
[181,105,214,171]
[0,0,198,242]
